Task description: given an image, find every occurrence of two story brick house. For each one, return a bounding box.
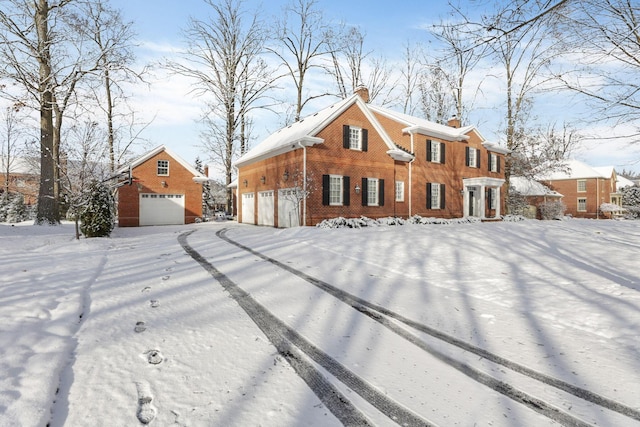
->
[234,89,508,227]
[538,160,618,219]
[117,145,204,226]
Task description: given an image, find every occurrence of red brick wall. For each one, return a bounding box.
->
[117,151,202,226]
[543,177,613,218]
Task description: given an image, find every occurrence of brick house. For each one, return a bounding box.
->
[0,156,39,205]
[234,89,508,227]
[538,160,618,219]
[510,176,563,219]
[117,145,204,226]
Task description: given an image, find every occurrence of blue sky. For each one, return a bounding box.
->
[107,0,640,176]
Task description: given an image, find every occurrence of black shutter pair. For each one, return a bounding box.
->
[342,125,368,151]
[465,147,480,167]
[426,183,446,209]
[322,175,350,206]
[426,140,446,163]
[487,153,502,172]
[360,178,384,206]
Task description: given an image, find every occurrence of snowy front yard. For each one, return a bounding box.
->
[1,218,639,426]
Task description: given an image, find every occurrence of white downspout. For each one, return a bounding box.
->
[298,141,308,226]
[409,133,415,217]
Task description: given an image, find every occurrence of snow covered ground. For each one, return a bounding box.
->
[1,218,639,426]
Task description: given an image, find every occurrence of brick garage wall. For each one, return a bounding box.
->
[117,150,202,227]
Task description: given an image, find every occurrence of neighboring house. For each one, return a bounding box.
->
[510,176,563,219]
[538,160,618,219]
[117,145,205,227]
[234,88,508,227]
[0,156,38,205]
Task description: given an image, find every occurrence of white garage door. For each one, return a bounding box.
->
[139,193,185,226]
[241,192,255,224]
[278,188,300,228]
[258,190,275,226]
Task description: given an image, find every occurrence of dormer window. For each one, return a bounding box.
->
[157,160,169,176]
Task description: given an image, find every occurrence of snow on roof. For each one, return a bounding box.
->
[538,159,610,180]
[367,104,474,142]
[0,157,37,175]
[510,176,563,197]
[617,174,635,189]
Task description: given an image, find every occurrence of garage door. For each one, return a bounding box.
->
[258,190,274,226]
[139,193,185,226]
[278,188,300,228]
[241,192,255,224]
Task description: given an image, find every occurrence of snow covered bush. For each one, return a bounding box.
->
[501,214,526,222]
[537,200,566,220]
[622,186,640,219]
[0,193,10,222]
[507,188,528,216]
[5,193,27,223]
[80,180,115,237]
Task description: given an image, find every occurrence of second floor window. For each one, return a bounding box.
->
[427,140,445,164]
[466,147,480,168]
[577,180,586,192]
[342,125,368,151]
[488,153,500,172]
[157,160,169,176]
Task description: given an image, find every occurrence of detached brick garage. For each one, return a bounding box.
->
[117,145,205,227]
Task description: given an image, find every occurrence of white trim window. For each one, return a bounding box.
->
[395,180,404,202]
[367,178,379,206]
[489,153,499,172]
[466,147,480,168]
[577,179,587,192]
[349,126,362,150]
[427,182,445,209]
[489,188,497,209]
[329,175,343,205]
[157,160,169,176]
[577,197,587,212]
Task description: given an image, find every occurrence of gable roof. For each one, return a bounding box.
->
[616,174,635,189]
[235,94,419,168]
[538,159,611,181]
[117,145,204,178]
[510,176,563,197]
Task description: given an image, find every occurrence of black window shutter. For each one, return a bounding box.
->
[322,174,330,205]
[343,176,350,206]
[440,184,446,209]
[440,143,446,163]
[488,152,492,171]
[487,187,493,208]
[361,178,368,206]
[426,140,432,162]
[427,183,432,209]
[362,129,368,152]
[476,149,481,168]
[379,179,384,206]
[497,156,501,172]
[343,125,350,149]
[465,147,470,166]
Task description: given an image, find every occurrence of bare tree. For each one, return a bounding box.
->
[166,0,274,213]
[0,0,114,224]
[0,103,29,196]
[268,0,333,122]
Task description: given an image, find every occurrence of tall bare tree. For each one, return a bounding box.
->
[268,0,333,122]
[167,0,274,213]
[0,103,29,196]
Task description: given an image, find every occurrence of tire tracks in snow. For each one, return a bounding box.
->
[178,230,434,427]
[214,227,640,426]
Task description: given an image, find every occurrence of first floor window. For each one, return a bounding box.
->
[157,160,169,175]
[361,177,384,206]
[488,188,497,209]
[427,183,445,209]
[322,174,350,206]
[577,198,587,212]
[395,180,404,202]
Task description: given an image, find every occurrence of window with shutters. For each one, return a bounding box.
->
[427,140,445,164]
[427,183,445,209]
[488,188,497,209]
[489,153,499,172]
[157,160,169,176]
[466,147,479,168]
[350,127,361,150]
[329,175,343,205]
[395,181,404,202]
[367,178,379,206]
[343,125,368,151]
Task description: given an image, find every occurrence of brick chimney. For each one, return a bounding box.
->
[447,115,461,128]
[354,85,369,103]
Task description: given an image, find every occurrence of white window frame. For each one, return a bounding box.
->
[577,197,587,212]
[489,153,498,172]
[577,179,586,192]
[430,183,442,209]
[468,148,478,168]
[489,188,497,209]
[430,141,441,163]
[157,160,169,176]
[329,175,343,206]
[367,178,379,206]
[349,126,362,150]
[395,180,404,202]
